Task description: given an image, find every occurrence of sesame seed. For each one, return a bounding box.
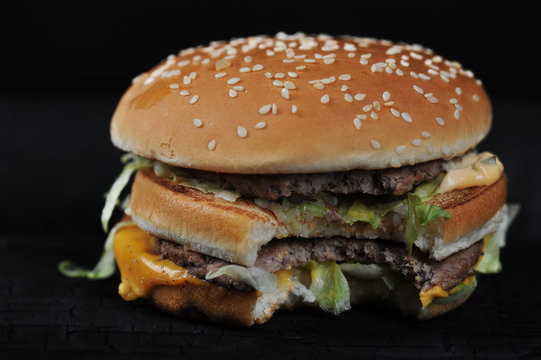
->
[396,145,406,153]
[313,82,325,90]
[454,109,460,120]
[296,65,306,70]
[473,94,480,102]
[183,76,191,85]
[353,118,362,129]
[354,93,366,101]
[244,56,253,63]
[410,71,419,79]
[193,118,203,127]
[208,140,216,151]
[273,80,284,87]
[275,72,285,79]
[229,89,237,98]
[288,72,298,78]
[284,81,296,89]
[215,72,227,79]
[401,112,412,123]
[344,94,353,103]
[455,87,463,95]
[356,114,367,120]
[227,77,241,85]
[283,59,295,63]
[237,126,247,138]
[189,95,199,104]
[291,105,297,113]
[363,104,373,112]
[169,83,180,89]
[281,88,290,99]
[442,145,451,155]
[412,139,422,146]
[373,101,381,111]
[370,111,378,120]
[421,131,431,139]
[177,60,190,67]
[413,85,424,94]
[320,94,330,104]
[189,71,197,79]
[233,86,244,91]
[455,104,463,111]
[259,104,271,114]
[382,91,391,101]
[419,73,431,80]
[428,69,438,76]
[427,96,438,103]
[396,68,404,76]
[390,108,400,117]
[254,121,266,129]
[304,59,316,63]
[266,50,275,56]
[265,72,272,79]
[252,64,264,71]
[179,90,190,96]
[360,58,369,65]
[215,58,231,71]
[339,74,351,81]
[400,60,410,67]
[272,103,277,114]
[239,67,251,73]
[323,58,335,64]
[371,140,381,150]
[436,117,446,126]
[449,98,458,104]
[340,85,349,92]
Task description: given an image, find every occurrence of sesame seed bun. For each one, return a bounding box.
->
[110,33,491,174]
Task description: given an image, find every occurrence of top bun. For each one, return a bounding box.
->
[111,33,491,174]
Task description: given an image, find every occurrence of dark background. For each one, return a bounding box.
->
[1,2,540,359]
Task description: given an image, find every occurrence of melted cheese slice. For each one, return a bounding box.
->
[419,275,475,307]
[439,152,504,193]
[114,225,205,301]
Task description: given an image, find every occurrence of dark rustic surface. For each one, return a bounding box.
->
[0,91,540,359]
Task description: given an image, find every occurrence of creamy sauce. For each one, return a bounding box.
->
[439,152,504,194]
[114,225,205,301]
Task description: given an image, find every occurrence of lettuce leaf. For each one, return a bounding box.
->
[205,265,279,293]
[433,276,478,304]
[309,261,351,315]
[475,234,502,274]
[404,175,450,254]
[338,198,402,229]
[58,220,134,279]
[101,155,152,232]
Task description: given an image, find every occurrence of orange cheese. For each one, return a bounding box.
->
[419,275,475,307]
[113,224,204,301]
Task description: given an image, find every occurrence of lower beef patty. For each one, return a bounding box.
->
[155,237,482,293]
[189,158,444,200]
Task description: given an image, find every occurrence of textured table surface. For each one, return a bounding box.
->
[1,91,539,359]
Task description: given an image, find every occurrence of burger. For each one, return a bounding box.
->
[60,33,518,326]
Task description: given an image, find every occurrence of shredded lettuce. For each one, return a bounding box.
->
[405,175,451,253]
[58,221,134,279]
[101,155,152,232]
[205,265,279,293]
[309,261,351,315]
[474,234,502,274]
[338,198,401,229]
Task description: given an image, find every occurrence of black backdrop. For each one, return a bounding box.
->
[1,2,540,359]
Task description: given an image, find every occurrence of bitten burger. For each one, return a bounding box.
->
[60,33,518,326]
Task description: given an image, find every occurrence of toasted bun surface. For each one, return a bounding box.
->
[128,169,506,265]
[111,33,491,173]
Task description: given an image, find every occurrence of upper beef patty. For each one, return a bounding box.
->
[188,158,444,200]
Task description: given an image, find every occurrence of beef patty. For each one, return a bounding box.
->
[188,158,444,200]
[155,237,482,293]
